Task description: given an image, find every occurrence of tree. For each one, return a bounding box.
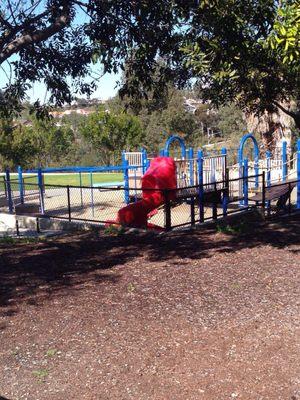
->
[0,0,189,116]
[216,104,247,143]
[79,108,144,164]
[181,1,300,130]
[0,118,37,168]
[1,1,299,133]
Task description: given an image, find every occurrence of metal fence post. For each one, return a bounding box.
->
[18,165,24,204]
[288,182,292,214]
[243,158,248,207]
[37,167,45,214]
[262,171,266,210]
[5,168,13,213]
[266,151,271,211]
[67,185,71,221]
[222,168,229,217]
[90,171,94,217]
[190,196,195,226]
[212,181,218,220]
[79,171,83,207]
[164,190,171,231]
[297,139,300,209]
[197,150,204,223]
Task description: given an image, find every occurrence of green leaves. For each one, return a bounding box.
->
[80,108,144,162]
[265,1,300,66]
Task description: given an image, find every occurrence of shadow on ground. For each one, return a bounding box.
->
[0,212,299,318]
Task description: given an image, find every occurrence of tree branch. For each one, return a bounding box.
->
[0,12,71,64]
[0,8,53,50]
[0,14,13,30]
[273,100,300,129]
[7,0,17,24]
[273,100,299,119]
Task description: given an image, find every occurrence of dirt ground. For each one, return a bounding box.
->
[0,214,300,400]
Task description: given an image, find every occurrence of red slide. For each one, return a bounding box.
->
[117,157,177,229]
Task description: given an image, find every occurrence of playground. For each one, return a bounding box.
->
[1,133,300,231]
[0,213,300,399]
[0,134,300,231]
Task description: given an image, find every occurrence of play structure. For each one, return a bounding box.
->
[1,133,300,231]
[117,157,177,228]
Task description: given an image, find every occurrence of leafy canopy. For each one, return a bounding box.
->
[0,0,299,128]
[79,107,144,164]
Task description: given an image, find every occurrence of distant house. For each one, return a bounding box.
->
[50,108,94,118]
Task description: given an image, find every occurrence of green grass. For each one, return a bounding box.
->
[2,172,123,188]
[43,172,123,186]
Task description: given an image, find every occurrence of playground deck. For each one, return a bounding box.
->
[250,180,297,202]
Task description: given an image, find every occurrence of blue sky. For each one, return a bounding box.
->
[0,61,121,102]
[29,70,121,102]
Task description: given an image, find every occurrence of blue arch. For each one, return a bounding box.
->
[164,135,186,158]
[238,133,259,164]
[238,133,259,187]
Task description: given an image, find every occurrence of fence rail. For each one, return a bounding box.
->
[1,173,299,231]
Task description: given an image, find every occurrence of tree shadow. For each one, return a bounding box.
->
[0,213,299,320]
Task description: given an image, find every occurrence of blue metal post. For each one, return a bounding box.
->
[142,148,148,174]
[282,140,287,182]
[297,139,300,209]
[189,147,194,185]
[221,147,227,173]
[243,158,249,207]
[18,165,24,204]
[37,167,45,213]
[197,150,204,222]
[122,152,130,204]
[5,168,13,213]
[238,157,243,206]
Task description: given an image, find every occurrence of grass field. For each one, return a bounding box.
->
[1,172,123,188]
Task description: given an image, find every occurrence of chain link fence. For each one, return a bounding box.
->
[1,173,299,231]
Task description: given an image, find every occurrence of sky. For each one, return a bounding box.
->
[28,70,121,102]
[0,60,121,103]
